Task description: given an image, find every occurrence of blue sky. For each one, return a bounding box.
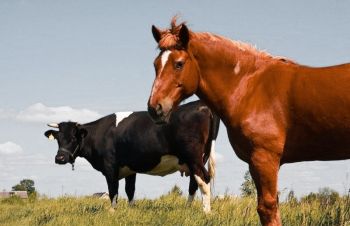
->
[1,0,350,199]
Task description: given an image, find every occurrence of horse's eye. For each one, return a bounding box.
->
[174,61,184,70]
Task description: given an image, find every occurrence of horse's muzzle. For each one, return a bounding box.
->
[148,103,170,124]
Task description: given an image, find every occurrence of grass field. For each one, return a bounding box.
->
[1,189,350,226]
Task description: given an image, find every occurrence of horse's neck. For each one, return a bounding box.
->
[192,41,260,124]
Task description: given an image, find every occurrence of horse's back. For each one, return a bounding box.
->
[291,62,350,123]
[283,62,350,162]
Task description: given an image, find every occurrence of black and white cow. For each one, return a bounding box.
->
[44,100,219,212]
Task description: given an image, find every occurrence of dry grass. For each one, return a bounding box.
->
[1,190,350,226]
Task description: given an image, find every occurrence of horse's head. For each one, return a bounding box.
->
[148,18,200,124]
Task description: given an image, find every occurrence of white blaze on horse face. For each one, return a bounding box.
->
[160,50,172,74]
[194,175,211,213]
[115,112,133,127]
[150,50,172,99]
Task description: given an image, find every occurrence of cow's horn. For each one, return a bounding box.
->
[47,123,59,128]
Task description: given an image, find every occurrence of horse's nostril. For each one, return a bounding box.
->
[156,104,163,116]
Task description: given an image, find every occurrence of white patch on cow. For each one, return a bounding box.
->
[115,112,133,127]
[234,61,241,75]
[118,166,135,179]
[150,50,172,99]
[146,155,186,176]
[194,174,211,213]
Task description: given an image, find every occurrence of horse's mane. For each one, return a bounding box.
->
[157,17,294,63]
[157,16,186,50]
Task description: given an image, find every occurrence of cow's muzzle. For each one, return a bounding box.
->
[55,145,80,165]
[55,154,68,164]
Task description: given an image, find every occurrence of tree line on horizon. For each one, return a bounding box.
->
[5,172,343,205]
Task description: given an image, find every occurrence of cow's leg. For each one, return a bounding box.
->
[191,164,211,213]
[249,148,281,226]
[125,174,136,206]
[187,175,198,204]
[106,176,119,209]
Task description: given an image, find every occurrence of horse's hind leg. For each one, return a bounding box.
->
[250,148,281,226]
[187,175,198,204]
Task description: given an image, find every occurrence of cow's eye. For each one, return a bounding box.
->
[174,61,184,70]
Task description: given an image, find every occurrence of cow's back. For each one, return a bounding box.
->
[113,112,172,171]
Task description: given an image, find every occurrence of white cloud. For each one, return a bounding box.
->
[0,141,23,155]
[0,108,16,120]
[16,103,102,123]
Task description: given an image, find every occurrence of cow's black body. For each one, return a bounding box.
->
[45,100,219,210]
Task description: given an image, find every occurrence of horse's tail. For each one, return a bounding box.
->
[208,112,220,192]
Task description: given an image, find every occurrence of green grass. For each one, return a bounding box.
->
[1,191,350,226]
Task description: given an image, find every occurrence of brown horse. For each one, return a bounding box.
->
[147,17,350,226]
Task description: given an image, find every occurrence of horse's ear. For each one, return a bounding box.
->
[179,24,190,47]
[152,25,162,43]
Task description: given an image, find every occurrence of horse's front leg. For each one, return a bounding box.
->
[249,148,281,226]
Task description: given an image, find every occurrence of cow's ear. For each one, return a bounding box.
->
[45,130,57,140]
[78,128,88,138]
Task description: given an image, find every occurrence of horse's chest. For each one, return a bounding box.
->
[227,127,253,162]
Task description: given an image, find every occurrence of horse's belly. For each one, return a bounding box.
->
[282,125,350,163]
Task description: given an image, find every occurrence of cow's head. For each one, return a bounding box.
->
[44,122,87,166]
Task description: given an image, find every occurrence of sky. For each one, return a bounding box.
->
[1,0,350,200]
